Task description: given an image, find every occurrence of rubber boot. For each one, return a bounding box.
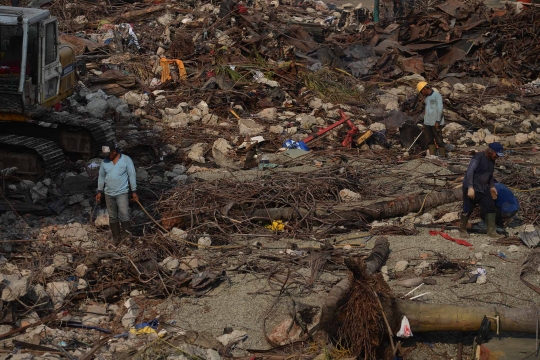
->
[438,146,447,158]
[121,221,132,245]
[428,144,437,155]
[486,213,502,238]
[459,214,470,239]
[110,222,121,246]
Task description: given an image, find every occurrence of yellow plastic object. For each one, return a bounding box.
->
[129,326,158,336]
[416,81,428,93]
[357,129,373,146]
[160,58,187,82]
[266,220,285,231]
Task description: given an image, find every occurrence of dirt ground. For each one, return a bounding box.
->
[153,214,536,359]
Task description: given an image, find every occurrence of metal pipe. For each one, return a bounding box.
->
[18,17,28,94]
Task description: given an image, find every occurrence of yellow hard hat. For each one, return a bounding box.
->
[417,81,428,93]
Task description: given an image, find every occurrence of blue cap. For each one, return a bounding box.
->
[488,142,504,157]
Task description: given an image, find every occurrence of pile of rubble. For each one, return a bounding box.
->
[2,0,540,358]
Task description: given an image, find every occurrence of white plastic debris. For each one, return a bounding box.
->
[396,316,413,338]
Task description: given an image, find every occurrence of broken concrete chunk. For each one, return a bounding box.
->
[309,98,323,109]
[212,138,240,169]
[53,253,73,267]
[180,256,203,271]
[268,318,302,345]
[370,122,386,132]
[75,264,88,277]
[414,261,431,276]
[172,164,187,175]
[124,91,143,106]
[159,257,180,272]
[20,180,35,190]
[339,189,362,202]
[481,100,521,115]
[1,274,29,302]
[256,107,278,121]
[197,101,210,116]
[136,168,150,182]
[394,261,409,272]
[46,281,72,309]
[216,330,248,347]
[170,228,187,241]
[515,133,529,144]
[30,182,48,203]
[197,236,212,248]
[202,114,220,126]
[122,298,141,329]
[239,118,266,136]
[270,125,284,134]
[188,143,207,163]
[436,211,459,223]
[56,223,89,243]
[173,175,189,183]
[86,98,108,119]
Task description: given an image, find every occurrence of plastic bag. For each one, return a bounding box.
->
[396,316,413,338]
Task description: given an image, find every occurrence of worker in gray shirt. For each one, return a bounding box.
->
[417,81,446,157]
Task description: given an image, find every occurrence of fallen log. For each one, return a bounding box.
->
[246,187,462,221]
[398,300,540,334]
[319,263,540,341]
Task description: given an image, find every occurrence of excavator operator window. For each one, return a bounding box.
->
[0,26,24,74]
[44,21,57,65]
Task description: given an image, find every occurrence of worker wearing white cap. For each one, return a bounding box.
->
[95,142,138,245]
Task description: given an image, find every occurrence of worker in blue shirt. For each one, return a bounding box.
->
[418,81,446,157]
[95,142,138,245]
[493,182,519,226]
[459,142,504,239]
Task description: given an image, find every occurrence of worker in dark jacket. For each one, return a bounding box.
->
[95,142,138,245]
[493,182,519,226]
[459,142,504,238]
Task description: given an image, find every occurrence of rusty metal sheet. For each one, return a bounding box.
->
[400,56,424,74]
[436,0,469,19]
[409,24,426,42]
[373,39,410,56]
[407,40,456,51]
[59,34,105,55]
[438,39,475,66]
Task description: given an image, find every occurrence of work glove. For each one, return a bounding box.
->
[467,187,475,199]
[490,187,498,200]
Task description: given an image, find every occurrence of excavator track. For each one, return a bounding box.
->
[0,113,115,179]
[34,113,116,153]
[0,134,65,179]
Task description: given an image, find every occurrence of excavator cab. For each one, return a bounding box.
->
[0,6,75,117]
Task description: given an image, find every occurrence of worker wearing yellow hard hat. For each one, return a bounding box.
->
[416,81,428,93]
[418,81,446,157]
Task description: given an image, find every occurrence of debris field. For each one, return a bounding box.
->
[1,0,540,359]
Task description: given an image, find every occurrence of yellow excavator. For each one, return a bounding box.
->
[0,5,114,179]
